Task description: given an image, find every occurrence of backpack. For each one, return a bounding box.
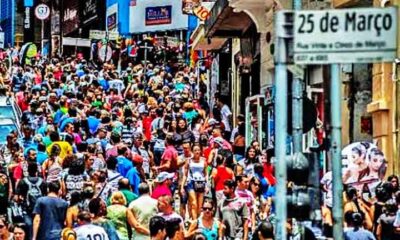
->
[24,178,43,209]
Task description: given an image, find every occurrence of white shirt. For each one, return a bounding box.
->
[221,104,232,131]
[74,223,109,240]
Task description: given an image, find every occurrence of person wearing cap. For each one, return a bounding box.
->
[151,172,174,200]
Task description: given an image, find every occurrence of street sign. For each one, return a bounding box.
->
[89,30,119,41]
[35,4,50,20]
[293,7,398,64]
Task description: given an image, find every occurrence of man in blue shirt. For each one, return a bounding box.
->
[116,146,133,178]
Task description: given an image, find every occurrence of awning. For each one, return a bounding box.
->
[205,0,277,37]
[191,24,227,51]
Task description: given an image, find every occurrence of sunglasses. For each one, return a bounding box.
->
[202,207,213,212]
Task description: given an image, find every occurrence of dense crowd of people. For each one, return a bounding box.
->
[0,48,398,240]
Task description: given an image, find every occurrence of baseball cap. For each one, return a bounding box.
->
[155,172,175,183]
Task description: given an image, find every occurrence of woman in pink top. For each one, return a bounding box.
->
[151,172,174,199]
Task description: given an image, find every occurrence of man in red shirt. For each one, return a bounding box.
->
[141,110,154,141]
[154,134,178,174]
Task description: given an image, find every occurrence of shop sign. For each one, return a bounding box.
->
[24,7,31,29]
[89,30,118,41]
[81,0,98,26]
[294,7,398,64]
[193,5,210,21]
[145,6,172,26]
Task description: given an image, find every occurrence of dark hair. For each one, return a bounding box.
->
[149,216,166,237]
[250,177,262,197]
[49,131,60,142]
[89,198,106,217]
[384,199,398,214]
[70,191,82,206]
[219,149,234,169]
[47,181,61,193]
[253,221,274,240]
[37,143,46,152]
[117,146,128,156]
[77,211,91,222]
[68,157,85,175]
[107,156,118,170]
[27,161,38,177]
[138,182,150,195]
[224,179,236,189]
[166,218,182,239]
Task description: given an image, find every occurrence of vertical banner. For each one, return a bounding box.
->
[23,6,34,42]
[106,3,118,31]
[81,0,98,26]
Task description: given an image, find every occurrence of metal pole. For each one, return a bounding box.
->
[331,64,344,240]
[249,75,252,96]
[144,41,148,75]
[292,0,303,153]
[41,20,44,55]
[274,12,288,239]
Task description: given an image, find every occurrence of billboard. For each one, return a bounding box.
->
[145,6,172,26]
[129,0,188,33]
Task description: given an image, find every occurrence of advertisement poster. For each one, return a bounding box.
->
[145,6,172,26]
[107,3,118,31]
[129,0,188,33]
[342,141,386,197]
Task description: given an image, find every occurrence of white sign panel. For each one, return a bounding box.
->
[0,32,4,49]
[129,0,188,33]
[89,30,118,41]
[294,7,398,64]
[35,4,50,20]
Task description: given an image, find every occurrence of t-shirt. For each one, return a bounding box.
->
[151,184,172,199]
[129,195,158,240]
[33,196,68,240]
[161,146,178,173]
[116,156,133,178]
[220,105,232,131]
[74,223,110,240]
[216,197,249,239]
[344,227,376,240]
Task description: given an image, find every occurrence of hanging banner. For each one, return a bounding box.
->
[145,6,172,26]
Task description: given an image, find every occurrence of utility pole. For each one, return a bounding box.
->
[331,64,344,240]
[274,11,292,240]
[292,0,303,153]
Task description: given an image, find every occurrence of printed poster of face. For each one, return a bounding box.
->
[341,141,387,196]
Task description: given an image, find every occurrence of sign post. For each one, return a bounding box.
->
[35,4,50,55]
[274,7,398,240]
[293,8,398,64]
